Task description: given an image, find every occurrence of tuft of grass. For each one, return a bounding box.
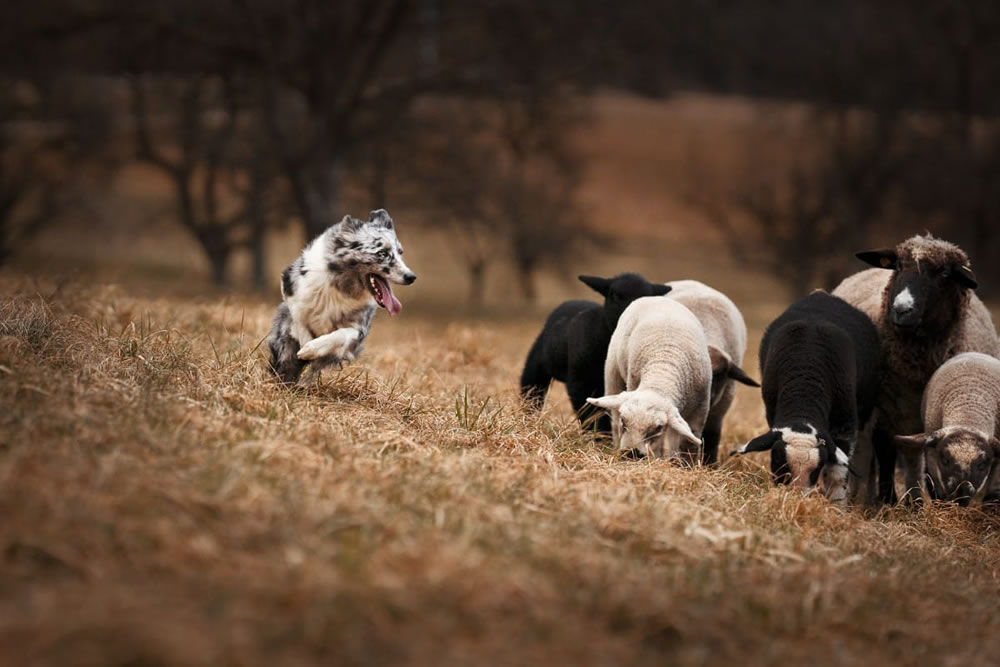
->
[0,296,59,353]
[2,274,1000,666]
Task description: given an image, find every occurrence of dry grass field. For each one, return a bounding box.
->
[2,276,1000,666]
[4,92,1000,665]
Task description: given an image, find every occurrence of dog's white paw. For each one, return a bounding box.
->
[296,328,360,361]
[296,338,327,360]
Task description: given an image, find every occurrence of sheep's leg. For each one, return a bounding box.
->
[898,447,925,505]
[848,421,876,507]
[873,428,898,505]
[568,370,610,434]
[519,335,552,410]
[601,368,627,449]
[701,383,733,465]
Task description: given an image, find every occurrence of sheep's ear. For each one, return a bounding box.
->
[667,411,701,446]
[856,249,899,270]
[586,394,624,411]
[833,447,850,467]
[736,431,781,454]
[579,275,610,296]
[708,347,760,387]
[651,283,672,297]
[952,263,978,289]
[893,433,934,451]
[729,366,760,387]
[708,346,730,376]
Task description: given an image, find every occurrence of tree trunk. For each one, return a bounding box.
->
[250,215,268,292]
[466,258,487,306]
[301,157,342,241]
[516,262,537,303]
[209,255,228,286]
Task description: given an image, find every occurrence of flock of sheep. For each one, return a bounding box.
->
[520,234,1000,507]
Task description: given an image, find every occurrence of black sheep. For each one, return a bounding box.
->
[520,273,672,433]
[734,291,880,503]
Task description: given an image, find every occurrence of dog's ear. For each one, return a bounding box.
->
[856,249,899,270]
[579,275,610,297]
[952,263,977,289]
[651,283,672,297]
[340,215,364,232]
[990,437,1000,457]
[369,209,394,229]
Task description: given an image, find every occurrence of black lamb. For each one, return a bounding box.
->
[734,291,881,503]
[519,273,672,433]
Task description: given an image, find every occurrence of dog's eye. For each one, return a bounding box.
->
[378,249,390,259]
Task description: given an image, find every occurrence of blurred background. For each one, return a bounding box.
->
[2,0,999,311]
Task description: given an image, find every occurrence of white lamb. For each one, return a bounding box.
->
[666,280,759,464]
[587,296,712,463]
[894,352,1000,505]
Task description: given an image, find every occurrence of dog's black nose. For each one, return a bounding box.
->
[403,272,417,285]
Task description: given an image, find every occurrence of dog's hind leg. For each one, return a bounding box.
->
[268,303,308,384]
[519,336,552,410]
[269,333,307,385]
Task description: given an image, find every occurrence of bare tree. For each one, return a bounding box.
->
[0,76,113,266]
[129,75,250,285]
[691,106,905,295]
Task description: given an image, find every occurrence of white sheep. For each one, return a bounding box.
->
[894,352,1000,505]
[666,280,759,464]
[587,296,711,463]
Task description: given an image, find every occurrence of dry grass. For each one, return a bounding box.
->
[2,275,1000,667]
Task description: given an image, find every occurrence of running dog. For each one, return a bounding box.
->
[268,209,416,383]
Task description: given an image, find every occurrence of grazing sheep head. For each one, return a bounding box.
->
[587,391,701,461]
[733,424,848,498]
[579,273,672,328]
[707,345,760,408]
[895,427,1000,506]
[856,234,976,337]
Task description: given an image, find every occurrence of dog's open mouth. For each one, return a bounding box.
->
[366,274,402,315]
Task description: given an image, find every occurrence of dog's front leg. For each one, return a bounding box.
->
[296,327,361,362]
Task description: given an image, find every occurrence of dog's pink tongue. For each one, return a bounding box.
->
[386,290,402,316]
[374,276,402,315]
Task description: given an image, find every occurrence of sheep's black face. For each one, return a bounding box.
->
[888,265,965,337]
[578,273,672,326]
[925,430,997,506]
[856,246,977,337]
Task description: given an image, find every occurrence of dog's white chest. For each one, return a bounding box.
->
[287,247,371,341]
